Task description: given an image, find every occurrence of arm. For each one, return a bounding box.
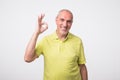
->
[24,32,39,62]
[79,64,88,80]
[24,14,48,63]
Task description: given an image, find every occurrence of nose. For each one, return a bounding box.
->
[63,21,67,27]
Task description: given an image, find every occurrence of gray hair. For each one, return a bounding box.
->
[56,9,73,20]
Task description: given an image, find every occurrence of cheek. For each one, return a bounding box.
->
[68,24,72,29]
[56,22,62,27]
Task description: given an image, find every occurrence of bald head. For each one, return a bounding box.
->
[56,9,73,21]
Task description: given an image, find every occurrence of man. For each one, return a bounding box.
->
[24,9,88,80]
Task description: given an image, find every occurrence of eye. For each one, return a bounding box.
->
[67,20,72,24]
[60,18,64,22]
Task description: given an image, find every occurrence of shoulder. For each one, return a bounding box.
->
[36,33,53,47]
[43,32,54,39]
[69,33,82,44]
[40,32,55,42]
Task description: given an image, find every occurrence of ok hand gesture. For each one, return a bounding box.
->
[36,14,48,35]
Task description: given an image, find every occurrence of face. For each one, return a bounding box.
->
[56,11,73,36]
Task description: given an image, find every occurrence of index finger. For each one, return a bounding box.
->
[38,14,45,23]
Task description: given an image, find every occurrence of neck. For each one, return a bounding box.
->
[56,30,68,41]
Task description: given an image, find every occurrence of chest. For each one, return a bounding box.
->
[43,41,79,63]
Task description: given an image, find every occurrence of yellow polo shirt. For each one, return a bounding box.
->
[35,32,86,80]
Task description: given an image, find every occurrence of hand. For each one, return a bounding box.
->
[35,14,48,35]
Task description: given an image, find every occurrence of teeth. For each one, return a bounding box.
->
[61,28,66,30]
[62,27,66,29]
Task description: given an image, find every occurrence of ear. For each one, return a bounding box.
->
[55,17,58,24]
[55,16,58,21]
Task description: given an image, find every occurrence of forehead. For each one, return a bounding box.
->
[57,11,73,20]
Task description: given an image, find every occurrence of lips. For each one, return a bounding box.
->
[60,26,67,31]
[61,28,66,30]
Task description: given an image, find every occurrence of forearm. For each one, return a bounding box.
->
[80,64,88,80]
[24,14,48,62]
[24,32,39,62]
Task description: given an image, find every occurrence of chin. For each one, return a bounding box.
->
[60,31,68,35]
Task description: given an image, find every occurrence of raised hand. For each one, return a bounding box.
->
[36,14,48,35]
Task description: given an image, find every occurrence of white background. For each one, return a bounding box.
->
[0,0,120,80]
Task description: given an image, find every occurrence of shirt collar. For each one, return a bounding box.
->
[52,31,72,41]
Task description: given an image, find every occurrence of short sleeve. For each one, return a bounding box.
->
[78,41,86,64]
[35,38,45,57]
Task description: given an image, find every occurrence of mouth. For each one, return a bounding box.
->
[61,27,67,31]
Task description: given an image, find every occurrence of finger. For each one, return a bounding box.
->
[42,22,48,28]
[41,13,45,19]
[38,14,45,22]
[38,14,45,26]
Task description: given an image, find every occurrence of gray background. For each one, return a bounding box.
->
[0,0,120,80]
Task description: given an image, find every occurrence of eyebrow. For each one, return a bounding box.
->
[59,18,73,23]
